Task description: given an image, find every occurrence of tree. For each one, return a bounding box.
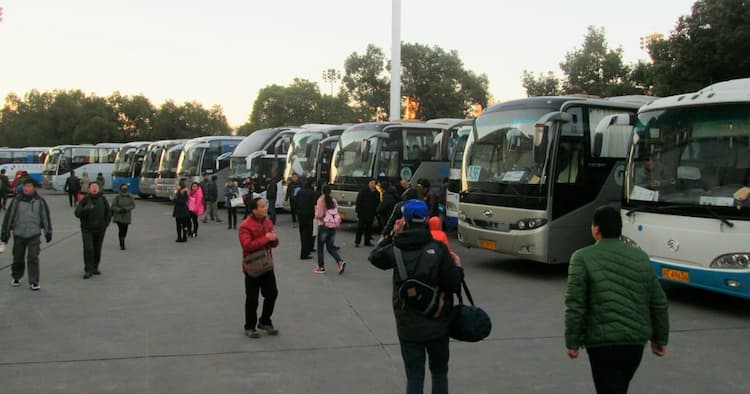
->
[108,93,156,141]
[522,71,561,96]
[342,44,390,120]
[645,0,750,96]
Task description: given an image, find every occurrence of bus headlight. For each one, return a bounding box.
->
[512,218,547,230]
[710,254,750,269]
[620,235,641,249]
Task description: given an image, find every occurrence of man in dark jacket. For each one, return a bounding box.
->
[2,178,52,290]
[64,170,81,207]
[295,178,317,259]
[565,205,669,394]
[369,199,463,394]
[285,173,301,227]
[202,175,221,223]
[355,179,380,247]
[75,182,111,279]
[0,169,11,210]
[377,181,399,232]
[265,175,278,224]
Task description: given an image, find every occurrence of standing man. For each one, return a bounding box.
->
[95,172,106,189]
[295,178,317,260]
[265,175,278,224]
[285,173,301,228]
[202,175,221,223]
[75,182,111,279]
[368,199,464,394]
[565,205,669,394]
[355,179,380,247]
[63,170,81,207]
[239,197,280,338]
[0,169,11,210]
[2,178,52,291]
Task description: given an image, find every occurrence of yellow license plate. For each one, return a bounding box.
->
[662,268,690,282]
[479,239,496,250]
[339,213,345,220]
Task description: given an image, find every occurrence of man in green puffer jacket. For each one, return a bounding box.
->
[565,205,669,394]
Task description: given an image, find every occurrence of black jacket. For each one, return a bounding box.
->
[356,186,380,219]
[74,193,111,232]
[295,186,317,218]
[172,190,190,218]
[377,187,399,222]
[64,175,81,193]
[266,179,278,201]
[285,179,301,202]
[369,226,463,342]
[203,180,218,202]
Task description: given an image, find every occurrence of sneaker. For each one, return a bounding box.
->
[83,272,93,279]
[93,270,102,275]
[11,279,20,287]
[245,329,260,339]
[258,323,279,336]
[337,261,346,275]
[30,283,40,291]
[313,266,326,274]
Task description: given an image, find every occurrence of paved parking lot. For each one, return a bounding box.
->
[1,193,748,393]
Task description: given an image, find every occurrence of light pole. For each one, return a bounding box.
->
[390,0,401,121]
[321,68,342,96]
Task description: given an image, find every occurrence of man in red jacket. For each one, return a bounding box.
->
[239,197,280,338]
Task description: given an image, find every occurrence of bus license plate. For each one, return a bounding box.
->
[479,240,496,250]
[661,268,689,282]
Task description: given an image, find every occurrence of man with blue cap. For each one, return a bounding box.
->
[369,199,464,394]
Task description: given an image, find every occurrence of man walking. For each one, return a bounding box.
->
[285,173,301,227]
[2,179,52,291]
[75,182,111,279]
[239,197,280,338]
[265,175,278,224]
[355,179,379,247]
[202,175,221,223]
[369,199,464,394]
[295,178,317,259]
[0,169,11,210]
[64,170,81,207]
[565,205,669,394]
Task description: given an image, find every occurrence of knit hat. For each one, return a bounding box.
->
[402,199,428,223]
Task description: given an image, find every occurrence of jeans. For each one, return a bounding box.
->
[317,226,343,268]
[82,230,105,273]
[400,336,450,394]
[587,345,644,394]
[244,271,278,330]
[11,235,41,285]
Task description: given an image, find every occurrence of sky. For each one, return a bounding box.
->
[0,0,696,127]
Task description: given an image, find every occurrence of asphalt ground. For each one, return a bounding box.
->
[1,193,749,393]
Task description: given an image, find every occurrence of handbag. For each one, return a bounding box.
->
[450,278,492,342]
[230,196,245,208]
[243,248,273,278]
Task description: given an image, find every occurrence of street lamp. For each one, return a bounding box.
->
[321,68,342,96]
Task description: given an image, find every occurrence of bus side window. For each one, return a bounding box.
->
[556,141,583,184]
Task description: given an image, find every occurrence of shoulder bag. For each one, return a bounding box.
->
[450,278,492,342]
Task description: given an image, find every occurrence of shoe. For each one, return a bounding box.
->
[245,329,260,339]
[93,270,102,275]
[364,242,374,247]
[337,261,346,275]
[300,255,313,260]
[83,272,93,279]
[11,279,20,287]
[258,323,279,336]
[354,244,360,248]
[201,220,208,224]
[217,220,223,223]
[292,223,298,228]
[313,266,326,274]
[30,283,40,291]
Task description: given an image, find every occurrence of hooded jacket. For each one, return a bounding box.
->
[1,191,52,242]
[111,190,136,224]
[428,216,451,253]
[187,187,205,216]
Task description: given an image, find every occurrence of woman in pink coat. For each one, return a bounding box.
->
[187,181,205,237]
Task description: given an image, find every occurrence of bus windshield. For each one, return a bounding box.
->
[626,103,750,213]
[178,142,206,177]
[464,109,552,193]
[159,145,183,178]
[43,149,65,175]
[114,147,137,175]
[142,145,164,177]
[332,130,378,180]
[287,132,322,178]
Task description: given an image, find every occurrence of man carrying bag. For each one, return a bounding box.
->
[239,197,280,339]
[369,199,463,394]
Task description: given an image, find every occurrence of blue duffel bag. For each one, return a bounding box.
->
[450,279,492,342]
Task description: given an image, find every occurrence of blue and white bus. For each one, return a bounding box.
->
[609,78,750,299]
[42,143,121,191]
[0,147,49,185]
[112,141,151,195]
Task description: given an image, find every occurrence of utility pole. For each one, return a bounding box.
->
[321,69,342,96]
[390,0,401,121]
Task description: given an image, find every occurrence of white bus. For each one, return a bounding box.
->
[139,140,185,198]
[42,143,121,191]
[154,141,187,199]
[0,147,49,186]
[612,78,750,299]
[176,136,243,190]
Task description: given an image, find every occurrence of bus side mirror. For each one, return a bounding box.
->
[360,140,371,162]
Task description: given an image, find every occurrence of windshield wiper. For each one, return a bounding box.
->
[625,205,685,217]
[700,205,734,228]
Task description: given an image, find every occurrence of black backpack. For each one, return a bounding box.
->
[393,242,441,317]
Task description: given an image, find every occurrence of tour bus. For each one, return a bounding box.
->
[176,136,243,192]
[0,147,49,185]
[229,127,299,208]
[329,121,454,221]
[154,141,187,199]
[283,124,346,199]
[111,141,151,195]
[604,78,750,299]
[42,143,121,191]
[457,96,652,263]
[138,140,184,198]
[444,120,474,231]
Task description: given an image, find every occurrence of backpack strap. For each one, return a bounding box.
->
[393,246,408,282]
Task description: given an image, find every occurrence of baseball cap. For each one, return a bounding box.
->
[402,199,428,223]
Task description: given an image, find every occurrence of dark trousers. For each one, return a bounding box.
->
[189,212,199,235]
[289,200,298,223]
[175,217,190,241]
[11,235,41,285]
[116,222,129,239]
[267,202,277,224]
[67,192,77,207]
[227,207,238,229]
[355,215,374,245]
[298,215,314,258]
[587,345,644,394]
[400,336,450,394]
[82,230,106,273]
[1,193,7,209]
[244,271,278,330]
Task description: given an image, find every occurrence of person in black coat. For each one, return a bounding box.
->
[75,182,111,279]
[265,175,278,224]
[377,181,399,232]
[172,179,190,242]
[355,179,380,247]
[64,170,81,207]
[285,173,301,227]
[295,178,318,259]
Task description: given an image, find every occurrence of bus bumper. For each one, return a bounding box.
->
[458,219,548,263]
[652,260,750,300]
[332,190,358,222]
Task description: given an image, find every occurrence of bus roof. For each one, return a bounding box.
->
[231,127,301,157]
[639,78,750,112]
[483,96,650,115]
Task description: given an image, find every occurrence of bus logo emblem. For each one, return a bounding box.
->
[667,239,679,252]
[483,210,494,218]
